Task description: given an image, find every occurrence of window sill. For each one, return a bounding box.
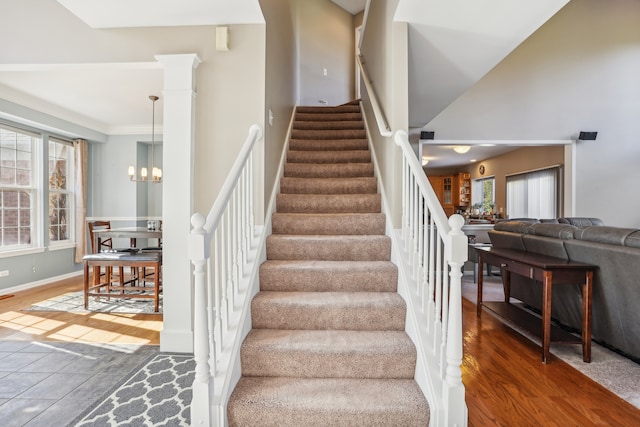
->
[0,247,46,259]
[48,242,76,251]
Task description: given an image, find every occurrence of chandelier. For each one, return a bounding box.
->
[129,95,162,182]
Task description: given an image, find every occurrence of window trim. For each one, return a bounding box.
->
[0,120,76,255]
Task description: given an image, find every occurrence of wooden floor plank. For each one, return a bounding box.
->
[0,275,160,345]
[463,297,640,426]
[3,275,640,425]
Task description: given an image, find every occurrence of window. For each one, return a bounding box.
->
[1,125,38,250]
[0,123,75,253]
[472,176,495,213]
[506,166,561,219]
[48,138,74,243]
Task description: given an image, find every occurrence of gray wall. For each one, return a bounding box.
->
[296,0,355,106]
[427,0,640,227]
[0,0,266,291]
[260,0,298,214]
[359,0,407,227]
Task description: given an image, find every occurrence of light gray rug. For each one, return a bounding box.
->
[24,290,162,314]
[70,353,195,426]
[464,273,640,409]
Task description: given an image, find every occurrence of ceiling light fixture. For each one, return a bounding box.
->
[452,145,471,154]
[129,95,162,183]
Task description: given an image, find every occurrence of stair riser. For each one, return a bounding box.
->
[251,294,406,330]
[280,177,377,195]
[293,121,364,130]
[266,236,391,261]
[296,105,361,114]
[295,112,362,122]
[240,331,416,379]
[259,261,398,293]
[284,163,374,178]
[287,150,371,164]
[276,194,381,214]
[271,213,385,235]
[290,129,367,140]
[228,377,430,427]
[289,139,368,151]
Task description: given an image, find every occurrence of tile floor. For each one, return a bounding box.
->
[0,340,158,427]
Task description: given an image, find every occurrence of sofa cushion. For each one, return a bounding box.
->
[573,226,637,246]
[558,217,604,226]
[487,230,526,251]
[522,234,569,259]
[494,220,536,234]
[527,223,576,239]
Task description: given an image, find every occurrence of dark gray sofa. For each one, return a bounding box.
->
[487,218,640,362]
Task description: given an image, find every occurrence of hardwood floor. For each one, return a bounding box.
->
[2,275,639,425]
[0,275,161,345]
[463,297,640,426]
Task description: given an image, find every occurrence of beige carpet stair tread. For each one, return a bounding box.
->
[259,260,398,292]
[293,120,364,130]
[276,193,381,214]
[289,138,369,151]
[227,377,430,427]
[290,129,367,140]
[280,177,377,194]
[251,291,406,331]
[241,329,416,379]
[287,150,371,163]
[271,213,385,235]
[284,162,374,178]
[295,112,362,122]
[295,105,361,114]
[266,234,391,261]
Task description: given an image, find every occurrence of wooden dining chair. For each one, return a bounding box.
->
[87,220,127,292]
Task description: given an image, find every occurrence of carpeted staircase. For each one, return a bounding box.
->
[227,102,430,426]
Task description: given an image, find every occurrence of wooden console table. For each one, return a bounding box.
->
[476,247,596,363]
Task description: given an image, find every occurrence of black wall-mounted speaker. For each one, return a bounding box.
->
[578,131,598,141]
[420,131,435,140]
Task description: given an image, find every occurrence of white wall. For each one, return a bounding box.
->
[296,0,354,106]
[359,0,408,227]
[259,0,298,212]
[426,0,640,227]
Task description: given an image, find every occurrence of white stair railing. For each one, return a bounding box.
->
[394,130,468,426]
[189,124,263,426]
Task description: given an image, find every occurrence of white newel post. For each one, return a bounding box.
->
[189,213,214,426]
[156,53,202,352]
[444,214,468,426]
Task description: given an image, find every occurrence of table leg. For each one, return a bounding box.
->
[83,263,90,309]
[503,268,511,303]
[582,271,593,362]
[542,271,553,363]
[477,253,484,316]
[153,261,160,313]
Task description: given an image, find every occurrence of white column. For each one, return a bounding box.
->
[156,53,202,353]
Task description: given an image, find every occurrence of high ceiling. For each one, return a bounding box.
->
[0,0,554,168]
[0,1,364,138]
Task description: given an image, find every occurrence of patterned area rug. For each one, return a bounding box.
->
[23,290,162,314]
[71,353,195,426]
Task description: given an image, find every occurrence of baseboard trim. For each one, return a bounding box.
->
[160,328,194,353]
[0,270,83,296]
